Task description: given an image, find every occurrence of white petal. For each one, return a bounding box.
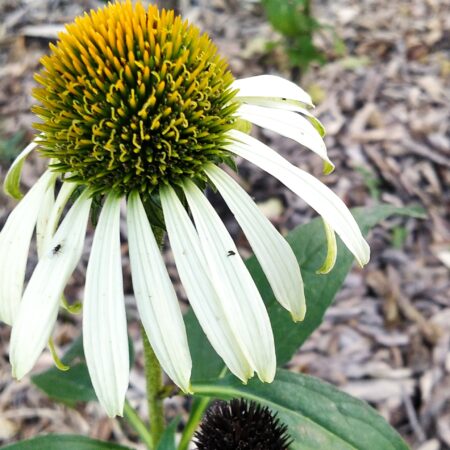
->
[127,191,191,392]
[236,103,334,172]
[10,189,92,378]
[36,181,55,258]
[183,180,276,382]
[160,186,253,381]
[205,164,306,321]
[236,97,326,137]
[0,171,57,325]
[41,182,77,254]
[228,130,370,266]
[83,194,129,417]
[4,139,40,199]
[232,75,313,108]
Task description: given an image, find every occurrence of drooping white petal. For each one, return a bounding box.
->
[4,139,40,199]
[236,103,334,173]
[83,193,129,417]
[228,130,370,266]
[40,182,77,254]
[232,75,314,108]
[0,171,57,325]
[205,164,306,322]
[236,97,326,137]
[127,191,191,392]
[10,189,92,378]
[182,179,276,382]
[160,185,253,381]
[36,180,55,258]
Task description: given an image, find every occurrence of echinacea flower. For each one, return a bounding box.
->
[194,398,293,450]
[0,1,369,417]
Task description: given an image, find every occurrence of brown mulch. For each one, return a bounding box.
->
[0,0,449,449]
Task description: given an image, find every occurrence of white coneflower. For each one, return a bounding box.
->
[0,1,369,417]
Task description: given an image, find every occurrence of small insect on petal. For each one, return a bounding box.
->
[52,244,62,255]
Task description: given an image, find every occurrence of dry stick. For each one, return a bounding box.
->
[402,387,426,443]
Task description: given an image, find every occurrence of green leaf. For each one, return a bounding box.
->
[261,0,317,37]
[156,417,180,450]
[31,336,95,406]
[1,435,133,450]
[31,334,135,407]
[192,369,409,450]
[187,312,225,381]
[32,363,96,406]
[187,205,425,380]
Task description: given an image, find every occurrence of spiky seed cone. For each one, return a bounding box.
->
[33,1,238,196]
[194,398,293,450]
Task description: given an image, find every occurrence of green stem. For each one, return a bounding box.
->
[137,208,166,447]
[178,397,210,450]
[143,327,165,448]
[123,399,154,449]
[178,367,227,449]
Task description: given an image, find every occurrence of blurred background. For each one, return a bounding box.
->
[0,0,449,448]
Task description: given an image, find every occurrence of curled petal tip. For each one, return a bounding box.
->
[105,407,124,419]
[290,310,306,323]
[244,368,255,382]
[357,256,370,268]
[181,383,194,395]
[4,141,39,199]
[257,371,275,384]
[316,260,335,275]
[237,368,255,385]
[323,160,335,175]
[357,241,371,267]
[11,365,24,381]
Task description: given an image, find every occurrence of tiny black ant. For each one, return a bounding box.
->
[227,250,236,257]
[52,244,62,255]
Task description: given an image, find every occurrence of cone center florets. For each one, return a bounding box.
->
[32,1,238,195]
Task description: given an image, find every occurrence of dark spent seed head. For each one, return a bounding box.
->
[194,398,293,450]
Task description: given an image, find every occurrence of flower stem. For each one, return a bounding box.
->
[143,325,165,448]
[178,367,227,449]
[178,397,210,450]
[123,399,154,449]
